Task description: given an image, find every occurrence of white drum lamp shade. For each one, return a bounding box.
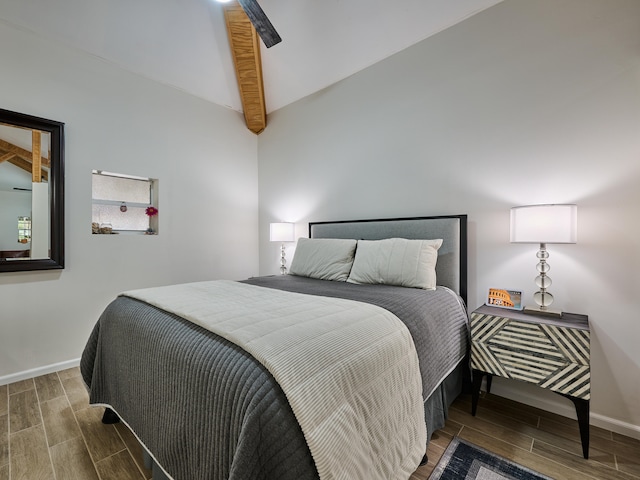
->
[270,222,295,242]
[511,204,577,244]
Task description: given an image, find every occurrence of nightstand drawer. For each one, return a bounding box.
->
[471,309,590,400]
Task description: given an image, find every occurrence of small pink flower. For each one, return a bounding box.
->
[145,206,158,217]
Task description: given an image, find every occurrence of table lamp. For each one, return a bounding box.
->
[510,204,577,317]
[270,222,295,274]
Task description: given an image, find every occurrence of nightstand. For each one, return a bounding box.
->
[470,304,590,458]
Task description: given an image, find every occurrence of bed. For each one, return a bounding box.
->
[80,214,469,480]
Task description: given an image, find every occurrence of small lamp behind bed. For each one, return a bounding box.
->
[270,222,295,275]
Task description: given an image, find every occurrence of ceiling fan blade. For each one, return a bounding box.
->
[236,0,281,48]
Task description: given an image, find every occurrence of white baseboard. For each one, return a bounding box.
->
[486,377,640,441]
[0,358,81,386]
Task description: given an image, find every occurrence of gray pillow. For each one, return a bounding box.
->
[347,238,443,289]
[289,238,357,281]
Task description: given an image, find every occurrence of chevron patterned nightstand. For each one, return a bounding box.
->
[470,304,590,458]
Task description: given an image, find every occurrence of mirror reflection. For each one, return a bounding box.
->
[0,124,51,260]
[0,109,64,273]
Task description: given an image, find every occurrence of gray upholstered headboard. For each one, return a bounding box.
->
[309,215,467,305]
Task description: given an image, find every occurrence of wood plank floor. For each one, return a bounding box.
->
[0,367,151,480]
[1,367,639,479]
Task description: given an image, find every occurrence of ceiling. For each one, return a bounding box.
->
[0,0,503,117]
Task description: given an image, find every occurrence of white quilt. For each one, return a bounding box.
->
[123,280,426,480]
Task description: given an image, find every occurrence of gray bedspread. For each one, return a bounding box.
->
[80,276,469,480]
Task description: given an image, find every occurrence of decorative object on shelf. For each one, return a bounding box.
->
[485,288,522,310]
[120,202,128,213]
[145,206,158,217]
[145,206,158,234]
[270,222,295,275]
[92,222,119,234]
[510,204,577,317]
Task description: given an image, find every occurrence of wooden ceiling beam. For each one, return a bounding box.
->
[0,138,50,167]
[6,157,48,182]
[0,139,49,181]
[223,2,267,135]
[32,130,42,183]
[0,152,15,163]
[7,156,32,175]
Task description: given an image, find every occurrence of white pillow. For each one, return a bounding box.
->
[346,238,443,290]
[289,238,357,281]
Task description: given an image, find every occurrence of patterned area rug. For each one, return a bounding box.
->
[430,438,553,480]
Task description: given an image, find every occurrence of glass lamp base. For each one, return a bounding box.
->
[279,243,288,275]
[533,289,554,309]
[525,243,563,318]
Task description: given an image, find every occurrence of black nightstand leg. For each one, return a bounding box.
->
[576,399,590,459]
[471,369,485,416]
[561,394,590,459]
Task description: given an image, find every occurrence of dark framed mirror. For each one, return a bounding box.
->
[0,108,64,272]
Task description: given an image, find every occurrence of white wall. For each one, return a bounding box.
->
[0,21,259,380]
[258,0,640,437]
